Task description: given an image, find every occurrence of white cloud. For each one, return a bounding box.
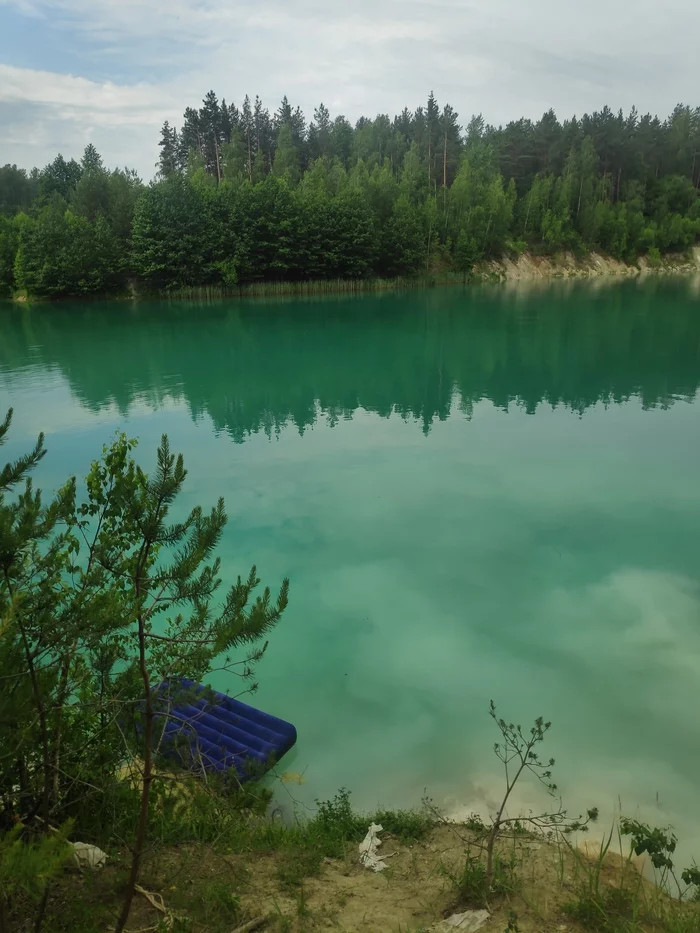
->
[1,0,698,176]
[0,65,182,175]
[544,568,700,731]
[0,65,175,123]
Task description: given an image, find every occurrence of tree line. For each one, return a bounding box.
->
[1,93,699,298]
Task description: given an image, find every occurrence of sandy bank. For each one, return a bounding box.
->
[480,246,700,283]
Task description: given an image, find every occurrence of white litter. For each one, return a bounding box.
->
[358,822,387,872]
[71,842,108,871]
[433,909,490,931]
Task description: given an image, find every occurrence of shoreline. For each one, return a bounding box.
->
[6,246,700,304]
[481,245,700,284]
[14,801,698,932]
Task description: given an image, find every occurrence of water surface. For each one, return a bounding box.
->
[1,279,699,845]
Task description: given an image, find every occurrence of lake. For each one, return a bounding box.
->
[1,278,700,847]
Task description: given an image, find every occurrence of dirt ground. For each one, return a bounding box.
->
[50,823,666,933]
[481,245,700,283]
[16,797,698,933]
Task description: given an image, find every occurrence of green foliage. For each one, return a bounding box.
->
[194,878,241,929]
[0,821,73,929]
[682,867,700,891]
[38,154,82,202]
[564,884,639,932]
[443,847,517,909]
[477,702,598,901]
[307,788,432,851]
[647,246,662,268]
[313,788,367,851]
[620,819,677,871]
[0,214,19,294]
[274,791,363,888]
[275,843,325,889]
[564,819,700,933]
[463,813,487,833]
[3,97,698,298]
[618,819,700,900]
[131,174,216,288]
[0,164,36,216]
[454,230,480,280]
[13,199,120,297]
[0,822,73,899]
[372,808,433,843]
[8,145,141,299]
[273,789,431,889]
[231,175,303,281]
[272,122,300,185]
[449,147,515,259]
[0,410,289,929]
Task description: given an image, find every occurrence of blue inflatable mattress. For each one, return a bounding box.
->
[153,679,297,780]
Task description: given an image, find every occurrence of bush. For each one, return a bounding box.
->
[443,847,518,909]
[274,789,433,888]
[372,807,433,842]
[564,885,637,931]
[647,246,662,268]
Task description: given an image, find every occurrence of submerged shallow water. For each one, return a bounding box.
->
[1,279,700,845]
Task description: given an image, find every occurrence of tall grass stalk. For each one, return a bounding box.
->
[156,273,468,301]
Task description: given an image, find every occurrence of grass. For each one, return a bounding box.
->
[191,877,242,929]
[155,273,469,300]
[12,777,700,933]
[11,779,431,930]
[558,826,700,933]
[167,795,700,933]
[274,788,434,888]
[440,844,519,910]
[561,880,700,933]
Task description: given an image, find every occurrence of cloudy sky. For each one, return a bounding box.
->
[1,0,699,180]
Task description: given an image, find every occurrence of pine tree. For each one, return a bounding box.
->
[157,121,180,178]
[439,104,462,187]
[104,435,288,931]
[275,95,293,129]
[0,164,36,215]
[219,97,233,143]
[0,409,76,827]
[272,122,300,184]
[275,100,307,170]
[466,114,485,147]
[6,89,700,295]
[291,106,307,147]
[309,104,332,160]
[331,116,353,167]
[426,91,440,189]
[200,90,224,181]
[394,107,414,143]
[534,109,562,174]
[80,143,104,174]
[1,415,289,933]
[253,96,274,173]
[179,107,204,167]
[241,95,255,183]
[72,149,110,220]
[38,154,82,201]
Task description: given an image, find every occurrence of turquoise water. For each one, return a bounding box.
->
[1,279,700,844]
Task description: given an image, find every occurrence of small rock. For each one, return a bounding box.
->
[433,909,490,931]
